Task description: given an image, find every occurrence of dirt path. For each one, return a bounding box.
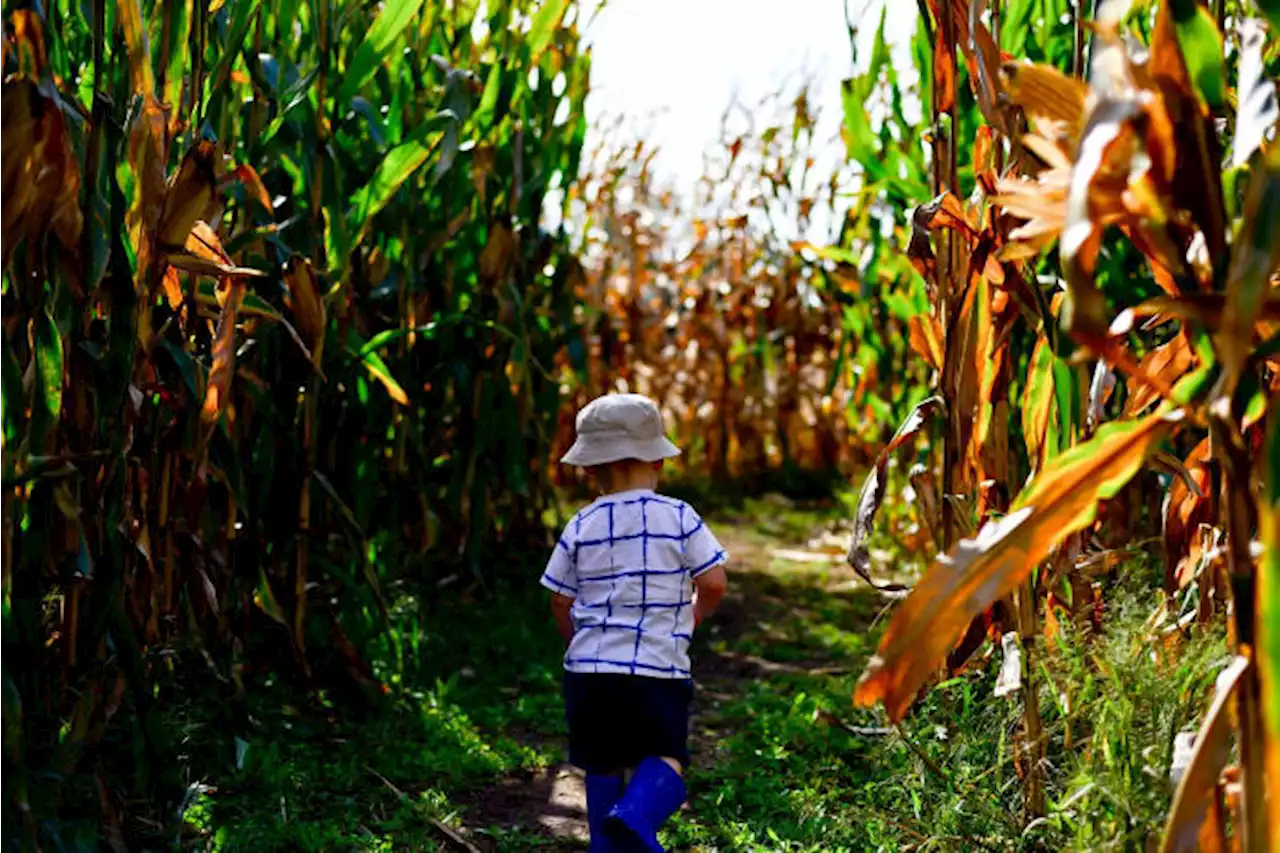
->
[460,513,866,851]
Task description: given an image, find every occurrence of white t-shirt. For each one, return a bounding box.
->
[540,489,728,678]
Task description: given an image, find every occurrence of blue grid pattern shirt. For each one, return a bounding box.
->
[541,489,727,678]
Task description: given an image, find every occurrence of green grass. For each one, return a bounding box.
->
[183,498,1228,852]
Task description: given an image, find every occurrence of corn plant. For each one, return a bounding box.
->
[2,0,590,844]
[843,0,1280,847]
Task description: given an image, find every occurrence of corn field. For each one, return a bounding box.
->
[3,0,1280,848]
[551,85,922,487]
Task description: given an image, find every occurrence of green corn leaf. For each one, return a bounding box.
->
[195,280,283,320]
[840,76,882,178]
[474,62,503,126]
[276,0,302,39]
[346,329,408,405]
[344,110,457,257]
[1050,356,1076,460]
[2,344,25,461]
[1022,336,1056,468]
[1260,398,1280,809]
[84,97,115,294]
[203,0,262,104]
[30,308,64,455]
[254,568,288,626]
[1171,0,1226,109]
[161,0,192,117]
[1258,0,1280,39]
[528,0,571,66]
[337,0,425,106]
[0,655,21,758]
[256,65,319,148]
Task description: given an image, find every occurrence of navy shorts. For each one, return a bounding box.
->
[563,672,693,774]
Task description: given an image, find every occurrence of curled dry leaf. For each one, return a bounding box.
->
[1125,331,1194,416]
[1146,0,1226,262]
[480,221,518,285]
[165,221,267,279]
[125,96,168,256]
[934,22,957,115]
[160,267,184,311]
[1148,450,1204,500]
[157,141,220,249]
[1036,10,1239,338]
[1,13,84,267]
[1159,655,1249,853]
[202,278,246,426]
[993,129,1072,261]
[1060,36,1149,336]
[284,256,327,364]
[847,396,945,595]
[226,163,274,215]
[908,314,944,371]
[855,407,1181,721]
[1112,292,1280,336]
[1162,438,1210,592]
[906,191,980,287]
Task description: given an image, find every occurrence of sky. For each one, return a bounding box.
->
[577,0,919,188]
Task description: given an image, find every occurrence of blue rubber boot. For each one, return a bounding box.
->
[585,773,626,853]
[603,757,687,853]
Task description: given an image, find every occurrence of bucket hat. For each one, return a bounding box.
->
[560,393,682,467]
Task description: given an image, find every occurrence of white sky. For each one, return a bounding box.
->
[578,0,919,188]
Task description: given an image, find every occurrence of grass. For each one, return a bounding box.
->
[183,494,1228,852]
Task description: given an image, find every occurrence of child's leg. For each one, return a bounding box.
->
[604,756,687,853]
[585,769,626,853]
[621,757,680,784]
[605,679,691,852]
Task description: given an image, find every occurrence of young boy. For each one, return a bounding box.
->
[542,393,729,853]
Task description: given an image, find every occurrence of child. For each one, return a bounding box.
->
[542,393,729,853]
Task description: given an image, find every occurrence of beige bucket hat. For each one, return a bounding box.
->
[560,393,682,467]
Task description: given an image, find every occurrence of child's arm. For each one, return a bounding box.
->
[682,507,729,630]
[693,564,728,628]
[540,528,578,644]
[550,592,575,644]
